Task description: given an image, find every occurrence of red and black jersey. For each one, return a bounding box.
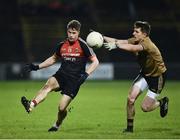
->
[55,37,96,78]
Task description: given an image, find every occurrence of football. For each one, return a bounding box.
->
[86,31,104,48]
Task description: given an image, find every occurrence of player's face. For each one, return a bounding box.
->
[67,28,79,42]
[133,28,146,42]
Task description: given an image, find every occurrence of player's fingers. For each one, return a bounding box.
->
[23,64,31,72]
[103,43,109,47]
[104,45,110,49]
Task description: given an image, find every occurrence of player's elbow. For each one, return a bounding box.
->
[141,104,151,112]
[96,59,99,66]
[95,60,99,69]
[92,57,99,67]
[128,47,139,52]
[128,45,143,52]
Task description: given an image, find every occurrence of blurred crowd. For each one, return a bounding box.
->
[0,0,180,63]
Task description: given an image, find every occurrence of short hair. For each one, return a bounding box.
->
[134,21,151,36]
[67,20,81,31]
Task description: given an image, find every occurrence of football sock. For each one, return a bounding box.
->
[53,123,59,129]
[127,125,133,130]
[30,100,37,109]
[127,119,134,130]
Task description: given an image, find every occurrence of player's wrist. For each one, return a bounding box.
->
[85,71,89,75]
[85,72,89,78]
[115,39,120,49]
[34,65,40,70]
[31,64,39,71]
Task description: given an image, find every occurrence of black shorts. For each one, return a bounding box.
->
[134,72,167,94]
[53,71,80,99]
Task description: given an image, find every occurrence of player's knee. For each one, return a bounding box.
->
[141,104,151,112]
[127,96,136,105]
[58,105,66,112]
[42,84,53,92]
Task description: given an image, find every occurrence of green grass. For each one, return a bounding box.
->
[0,80,179,139]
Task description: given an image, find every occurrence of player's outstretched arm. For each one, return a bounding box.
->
[103,36,143,52]
[104,41,143,52]
[38,53,59,69]
[103,36,128,44]
[24,53,59,72]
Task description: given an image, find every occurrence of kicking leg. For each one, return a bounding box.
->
[21,77,59,113]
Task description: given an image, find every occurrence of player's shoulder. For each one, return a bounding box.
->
[141,37,157,50]
[78,37,88,47]
[78,37,95,55]
[57,39,66,46]
[54,39,67,53]
[55,39,68,50]
[128,37,136,44]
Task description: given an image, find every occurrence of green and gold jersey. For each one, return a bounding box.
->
[128,37,167,76]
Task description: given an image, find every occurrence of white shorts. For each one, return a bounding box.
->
[134,77,159,99]
[134,77,148,92]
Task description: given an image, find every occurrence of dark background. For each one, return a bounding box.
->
[0,0,180,79]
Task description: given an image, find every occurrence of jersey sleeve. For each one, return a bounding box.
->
[85,46,96,58]
[79,38,96,58]
[54,41,64,57]
[139,38,150,51]
[128,37,146,50]
[127,37,136,44]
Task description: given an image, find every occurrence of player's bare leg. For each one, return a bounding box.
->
[141,96,159,112]
[123,85,141,133]
[21,77,59,113]
[141,90,169,117]
[48,94,72,132]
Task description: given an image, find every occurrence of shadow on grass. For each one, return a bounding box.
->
[64,127,95,132]
[144,128,172,132]
[171,132,180,136]
[142,127,180,138]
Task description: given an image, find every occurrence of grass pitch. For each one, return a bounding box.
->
[0,80,179,139]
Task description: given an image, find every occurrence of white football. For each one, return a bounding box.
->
[86,31,104,48]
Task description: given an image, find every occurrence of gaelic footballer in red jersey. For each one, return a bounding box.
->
[21,20,99,132]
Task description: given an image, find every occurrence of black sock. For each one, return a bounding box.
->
[127,119,133,130]
[127,125,133,130]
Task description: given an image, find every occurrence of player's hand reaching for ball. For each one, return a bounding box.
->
[103,42,117,50]
[24,63,39,72]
